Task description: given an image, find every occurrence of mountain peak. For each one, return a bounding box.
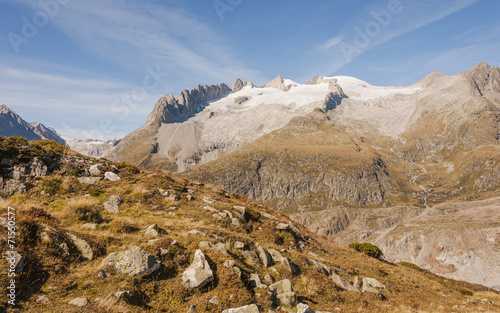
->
[0,104,11,113]
[463,62,500,95]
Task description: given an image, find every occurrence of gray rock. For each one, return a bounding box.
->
[182,249,214,288]
[249,273,268,289]
[267,248,284,263]
[269,279,295,306]
[82,223,98,230]
[145,224,159,237]
[242,250,260,266]
[114,291,130,299]
[67,233,93,260]
[12,166,27,181]
[104,171,120,181]
[277,292,296,306]
[208,296,219,305]
[234,241,246,249]
[98,270,107,279]
[158,188,170,197]
[353,276,361,289]
[277,223,290,230]
[282,257,300,275]
[231,218,241,227]
[104,195,122,213]
[1,179,26,195]
[6,251,25,273]
[361,285,383,298]
[256,243,273,267]
[199,241,213,249]
[297,303,314,313]
[308,258,331,276]
[68,297,89,307]
[30,157,48,177]
[481,298,494,305]
[187,304,196,313]
[222,304,259,313]
[36,295,50,304]
[203,197,215,204]
[234,96,250,105]
[78,177,102,184]
[331,273,360,293]
[258,211,278,220]
[223,260,236,268]
[362,277,386,290]
[233,266,242,278]
[187,194,193,201]
[203,206,219,213]
[264,274,275,285]
[89,164,101,175]
[188,230,206,236]
[101,246,160,276]
[170,194,180,201]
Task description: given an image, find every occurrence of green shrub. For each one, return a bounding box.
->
[399,261,423,271]
[40,177,63,195]
[349,242,383,259]
[116,162,140,174]
[65,161,81,176]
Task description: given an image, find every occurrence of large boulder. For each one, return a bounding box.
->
[182,249,214,288]
[101,246,160,276]
[68,297,89,307]
[104,195,122,213]
[30,157,48,177]
[331,273,360,293]
[104,171,121,181]
[222,304,259,313]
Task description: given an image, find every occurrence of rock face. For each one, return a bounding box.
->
[101,246,160,276]
[182,249,214,288]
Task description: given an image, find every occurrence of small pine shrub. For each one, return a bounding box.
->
[349,242,383,259]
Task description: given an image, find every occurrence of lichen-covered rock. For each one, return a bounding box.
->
[308,258,331,276]
[104,171,120,181]
[249,273,268,289]
[182,249,214,288]
[362,277,386,290]
[269,279,296,306]
[242,250,260,266]
[101,246,160,276]
[282,257,300,275]
[297,303,315,313]
[256,243,273,267]
[104,195,122,213]
[145,224,159,237]
[89,164,101,175]
[267,248,283,263]
[30,157,48,177]
[68,297,88,307]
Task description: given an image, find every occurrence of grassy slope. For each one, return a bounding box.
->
[0,140,499,312]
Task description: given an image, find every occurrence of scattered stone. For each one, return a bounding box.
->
[277,223,290,230]
[223,260,236,268]
[203,197,215,204]
[222,304,259,313]
[104,195,123,213]
[223,210,233,218]
[82,223,98,230]
[308,258,331,276]
[331,273,360,293]
[59,242,70,255]
[114,291,131,299]
[36,295,50,304]
[203,206,219,213]
[269,279,296,306]
[258,211,278,220]
[256,243,273,267]
[89,164,101,175]
[234,241,246,249]
[182,249,214,288]
[481,298,494,305]
[267,248,284,263]
[353,276,361,289]
[145,224,159,237]
[242,250,260,266]
[199,241,213,249]
[1,179,26,195]
[187,304,196,313]
[208,296,219,305]
[361,285,384,299]
[452,305,466,309]
[231,218,241,227]
[264,274,275,285]
[362,277,386,290]
[282,257,300,275]
[67,233,94,260]
[249,273,268,289]
[78,177,102,184]
[209,234,225,242]
[68,297,89,307]
[142,188,152,194]
[98,270,108,279]
[158,188,170,197]
[233,266,242,278]
[101,246,161,276]
[187,195,193,201]
[297,303,314,313]
[7,251,25,273]
[170,194,180,201]
[188,230,206,236]
[104,171,120,181]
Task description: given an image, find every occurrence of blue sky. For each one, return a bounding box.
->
[0,0,499,140]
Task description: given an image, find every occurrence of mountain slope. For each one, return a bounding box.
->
[1,138,499,312]
[0,104,66,144]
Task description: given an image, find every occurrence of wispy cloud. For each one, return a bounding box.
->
[315,0,480,76]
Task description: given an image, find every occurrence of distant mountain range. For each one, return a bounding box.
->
[0,104,120,157]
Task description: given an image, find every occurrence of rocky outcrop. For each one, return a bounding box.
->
[146,84,232,126]
[331,273,360,293]
[269,279,296,306]
[101,246,160,276]
[231,78,253,92]
[182,249,214,288]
